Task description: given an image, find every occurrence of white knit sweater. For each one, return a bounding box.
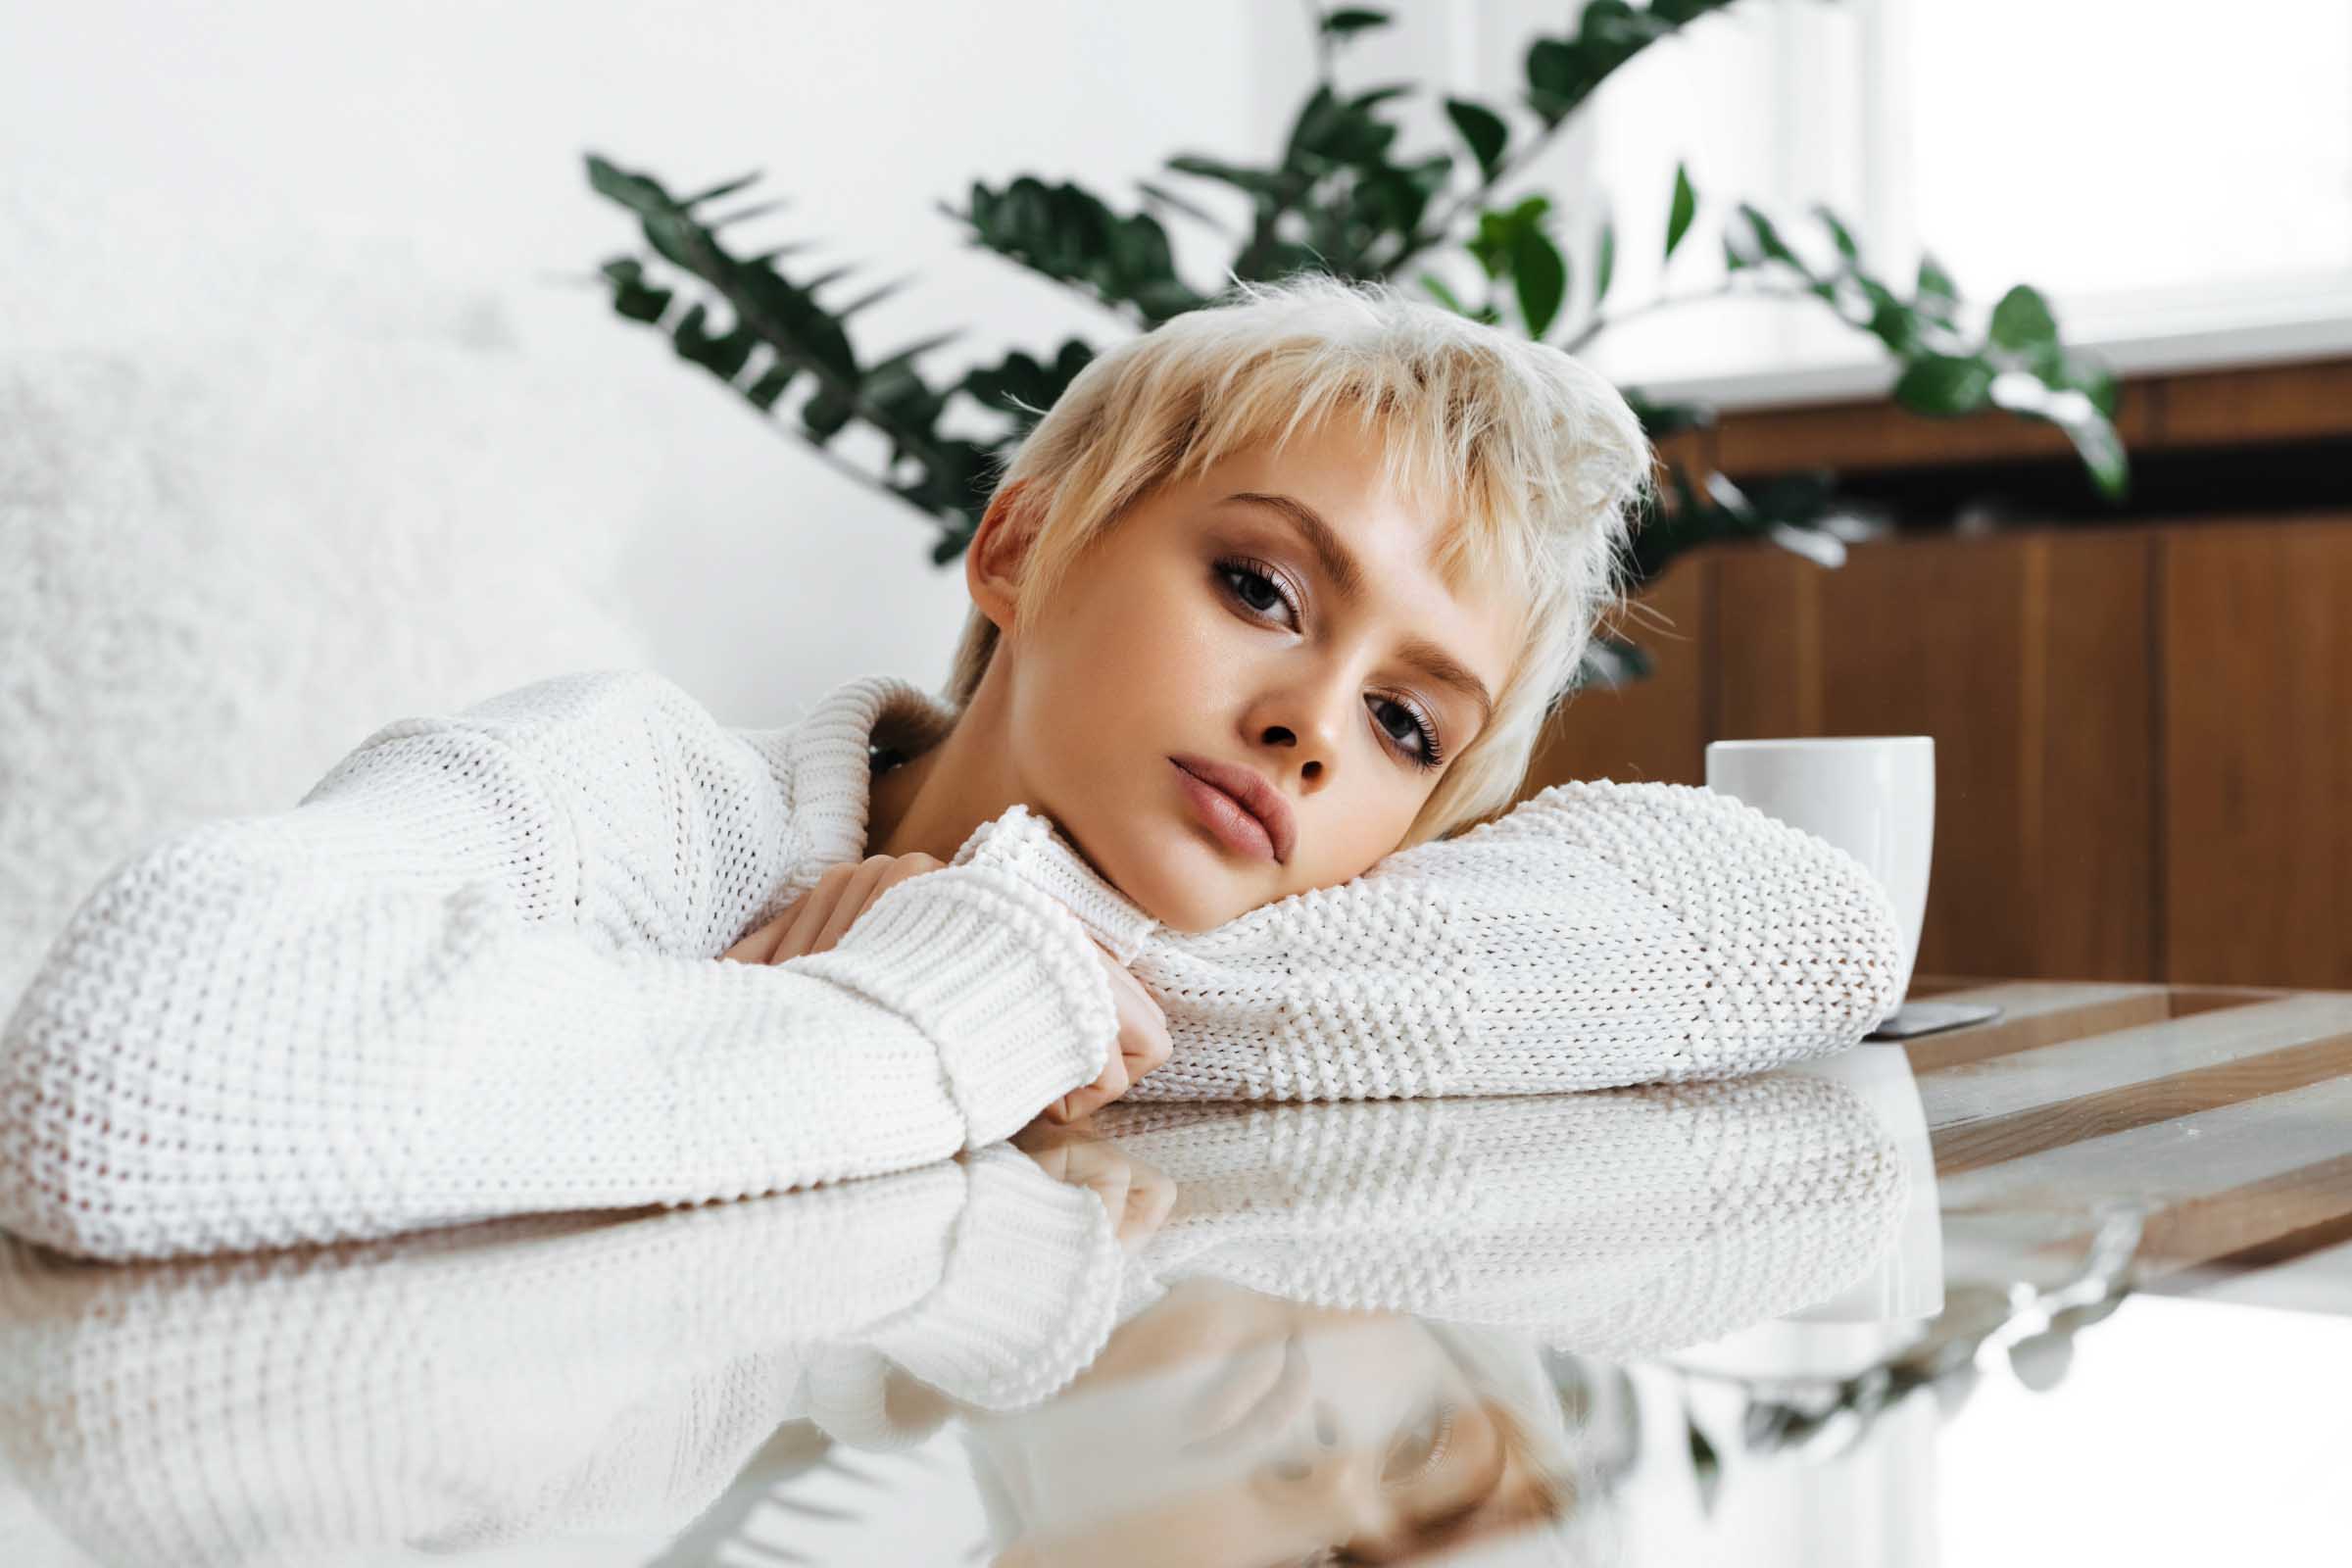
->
[0,1080,1906,1568]
[0,669,1905,1261]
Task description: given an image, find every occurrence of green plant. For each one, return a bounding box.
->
[582,0,2123,689]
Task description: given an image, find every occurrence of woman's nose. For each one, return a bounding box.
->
[1258,696,1348,778]
[1257,1402,1392,1540]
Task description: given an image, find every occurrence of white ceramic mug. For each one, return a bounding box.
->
[1704,737,1935,1020]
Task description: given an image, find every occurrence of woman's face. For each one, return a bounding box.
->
[968,1278,1551,1565]
[972,416,1521,933]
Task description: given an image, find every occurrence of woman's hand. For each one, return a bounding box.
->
[721,853,948,963]
[1039,943,1171,1125]
[721,851,1172,1120]
[1012,1119,1177,1252]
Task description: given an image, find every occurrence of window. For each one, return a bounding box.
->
[1569,0,2352,402]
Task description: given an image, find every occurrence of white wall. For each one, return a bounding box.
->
[0,2,1565,1012]
[2,0,1305,724]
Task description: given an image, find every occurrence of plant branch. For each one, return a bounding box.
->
[1561,279,1749,354]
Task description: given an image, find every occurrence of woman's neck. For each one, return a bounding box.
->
[865,708,1013,863]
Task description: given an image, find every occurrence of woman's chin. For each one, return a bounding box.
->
[1104,825,1267,934]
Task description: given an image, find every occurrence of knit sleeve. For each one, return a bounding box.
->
[1124,778,1907,1100]
[0,673,1117,1261]
[0,1145,1126,1566]
[1094,1075,1908,1358]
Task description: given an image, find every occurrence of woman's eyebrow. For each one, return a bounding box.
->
[1395,634,1494,735]
[1221,490,1367,599]
[1217,491,1495,733]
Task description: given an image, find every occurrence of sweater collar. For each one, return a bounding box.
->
[774,672,962,878]
[765,673,1162,962]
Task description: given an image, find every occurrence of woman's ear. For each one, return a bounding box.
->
[966,479,1036,635]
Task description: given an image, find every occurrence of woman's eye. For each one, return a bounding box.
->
[1370,697,1444,768]
[1217,560,1294,621]
[1381,1399,1457,1486]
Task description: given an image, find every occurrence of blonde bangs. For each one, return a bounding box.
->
[945,270,1652,845]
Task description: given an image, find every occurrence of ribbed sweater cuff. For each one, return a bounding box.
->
[865,1144,1128,1411]
[950,806,1159,964]
[797,865,1116,1148]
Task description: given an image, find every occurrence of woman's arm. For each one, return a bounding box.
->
[1094,1077,1909,1357]
[1132,779,1905,1099]
[970,780,1906,1101]
[0,671,1117,1261]
[0,1144,1126,1565]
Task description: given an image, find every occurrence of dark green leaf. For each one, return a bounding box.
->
[607,271,671,324]
[1988,283,2059,352]
[1322,6,1392,37]
[1866,300,1924,355]
[2070,362,2121,418]
[1815,205,1860,264]
[1627,394,1714,438]
[1445,98,1511,183]
[1419,270,1473,316]
[832,274,916,320]
[802,383,855,443]
[1665,163,1697,261]
[1892,353,1996,416]
[642,212,705,271]
[597,256,665,318]
[743,363,795,412]
[1521,3,1734,126]
[705,198,790,231]
[584,153,674,218]
[1164,153,1293,205]
[1134,176,1229,233]
[865,329,963,398]
[1512,224,1568,337]
[678,170,764,209]
[669,302,758,378]
[1689,1417,1720,1483]
[1915,254,1960,324]
[1988,369,2129,499]
[1734,203,1802,270]
[1593,219,1617,306]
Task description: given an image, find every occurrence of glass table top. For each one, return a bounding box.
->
[2,976,2347,1566]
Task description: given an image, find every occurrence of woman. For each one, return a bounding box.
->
[0,273,1906,1262]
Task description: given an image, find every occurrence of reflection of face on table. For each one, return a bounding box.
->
[967,1275,1560,1566]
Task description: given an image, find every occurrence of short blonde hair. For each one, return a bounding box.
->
[944,270,1652,848]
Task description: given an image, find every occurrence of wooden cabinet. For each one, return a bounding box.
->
[2161,518,2352,988]
[1523,514,2352,990]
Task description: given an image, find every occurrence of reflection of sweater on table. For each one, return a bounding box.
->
[0,1082,1906,1568]
[0,668,1906,1261]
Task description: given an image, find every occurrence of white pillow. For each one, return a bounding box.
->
[0,331,661,1013]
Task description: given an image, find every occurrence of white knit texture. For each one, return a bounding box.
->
[1096,1075,1908,1359]
[1126,776,1908,1099]
[0,1081,1903,1568]
[0,672,1111,1261]
[0,668,1904,1261]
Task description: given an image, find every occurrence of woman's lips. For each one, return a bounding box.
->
[1171,759,1278,862]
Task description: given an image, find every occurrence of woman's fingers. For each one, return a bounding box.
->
[1054,1044,1131,1124]
[1043,947,1169,1124]
[1010,1118,1175,1251]
[1120,971,1173,1080]
[851,853,944,932]
[807,853,946,957]
[721,854,954,966]
[721,893,807,962]
[778,862,858,958]
[810,857,897,956]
